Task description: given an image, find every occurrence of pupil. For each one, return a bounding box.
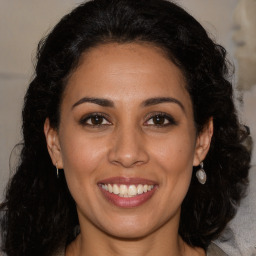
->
[92,116,103,125]
[153,115,164,125]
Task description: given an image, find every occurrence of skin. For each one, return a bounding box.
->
[44,42,213,256]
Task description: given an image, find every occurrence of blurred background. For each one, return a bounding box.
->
[1,0,256,199]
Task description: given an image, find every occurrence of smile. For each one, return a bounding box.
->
[100,184,155,197]
[98,177,158,208]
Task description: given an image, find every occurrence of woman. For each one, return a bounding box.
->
[0,0,251,255]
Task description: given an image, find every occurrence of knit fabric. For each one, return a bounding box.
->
[215,166,256,256]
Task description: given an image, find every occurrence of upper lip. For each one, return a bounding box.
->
[98,176,157,185]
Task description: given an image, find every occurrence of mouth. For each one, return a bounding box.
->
[98,177,158,208]
[99,183,155,197]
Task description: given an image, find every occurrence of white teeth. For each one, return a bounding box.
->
[113,184,119,195]
[137,184,144,195]
[101,184,154,197]
[108,184,113,193]
[120,185,128,195]
[128,185,137,196]
[102,184,108,191]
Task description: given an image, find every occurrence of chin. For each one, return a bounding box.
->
[96,210,177,241]
[103,225,156,240]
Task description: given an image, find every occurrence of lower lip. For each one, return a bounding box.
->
[99,186,157,208]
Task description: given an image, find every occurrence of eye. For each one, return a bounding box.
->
[80,113,111,126]
[145,113,177,127]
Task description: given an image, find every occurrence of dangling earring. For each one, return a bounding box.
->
[196,162,206,184]
[56,162,59,178]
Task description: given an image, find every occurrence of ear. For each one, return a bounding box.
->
[44,118,64,169]
[193,118,213,166]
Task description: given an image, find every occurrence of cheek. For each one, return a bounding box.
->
[58,132,110,213]
[151,129,196,170]
[59,129,107,185]
[149,128,196,195]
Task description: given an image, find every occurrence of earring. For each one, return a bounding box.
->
[56,162,59,178]
[196,162,206,184]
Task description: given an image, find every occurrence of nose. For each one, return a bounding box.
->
[108,126,149,168]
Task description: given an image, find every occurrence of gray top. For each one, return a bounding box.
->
[53,242,227,256]
[207,243,228,256]
[214,166,256,256]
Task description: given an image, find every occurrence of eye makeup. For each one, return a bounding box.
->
[144,112,178,127]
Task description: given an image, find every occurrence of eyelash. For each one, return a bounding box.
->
[79,112,177,128]
[79,113,111,127]
[144,112,177,127]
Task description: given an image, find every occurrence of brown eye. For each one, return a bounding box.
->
[90,115,104,125]
[80,114,111,126]
[152,115,166,125]
[145,113,177,127]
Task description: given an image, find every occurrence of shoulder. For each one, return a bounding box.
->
[214,166,256,256]
[207,243,228,256]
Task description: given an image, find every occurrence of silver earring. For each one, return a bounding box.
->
[196,162,206,184]
[56,162,59,178]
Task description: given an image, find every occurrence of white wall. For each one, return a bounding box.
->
[179,0,239,56]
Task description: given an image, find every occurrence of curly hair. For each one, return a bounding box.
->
[0,0,251,255]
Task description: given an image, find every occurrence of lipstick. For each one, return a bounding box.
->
[98,177,158,208]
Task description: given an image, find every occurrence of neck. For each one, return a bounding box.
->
[65,215,205,256]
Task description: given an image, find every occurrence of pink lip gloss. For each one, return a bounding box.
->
[98,177,158,208]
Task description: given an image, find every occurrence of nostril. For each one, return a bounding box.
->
[107,129,150,167]
[111,157,146,168]
[108,148,149,168]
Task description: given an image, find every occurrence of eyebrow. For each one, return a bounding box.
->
[72,96,185,112]
[72,97,114,109]
[142,97,185,112]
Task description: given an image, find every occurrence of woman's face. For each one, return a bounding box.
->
[45,43,212,239]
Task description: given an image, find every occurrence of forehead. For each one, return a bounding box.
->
[63,42,191,109]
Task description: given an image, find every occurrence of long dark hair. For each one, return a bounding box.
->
[0,0,251,255]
